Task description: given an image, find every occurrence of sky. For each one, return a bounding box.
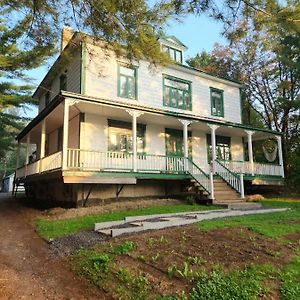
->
[25,14,226,118]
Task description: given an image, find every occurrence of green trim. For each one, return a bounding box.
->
[80,42,87,94]
[210,87,224,117]
[17,91,283,141]
[79,112,85,123]
[162,45,183,63]
[117,63,138,100]
[163,75,192,111]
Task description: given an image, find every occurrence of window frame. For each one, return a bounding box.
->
[162,45,183,64]
[107,119,146,154]
[117,64,138,100]
[59,73,67,91]
[206,134,231,162]
[210,87,224,117]
[163,75,192,111]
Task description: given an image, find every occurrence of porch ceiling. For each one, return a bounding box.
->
[19,103,79,144]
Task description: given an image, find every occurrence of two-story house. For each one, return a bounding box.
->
[14,28,284,207]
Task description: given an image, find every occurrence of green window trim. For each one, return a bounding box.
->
[108,119,145,154]
[210,87,224,117]
[117,64,138,100]
[165,128,192,158]
[163,75,192,111]
[206,134,231,162]
[162,45,183,63]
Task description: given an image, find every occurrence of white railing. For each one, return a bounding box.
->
[186,159,211,194]
[137,154,185,173]
[40,151,62,172]
[67,149,133,171]
[219,160,282,176]
[215,160,243,196]
[26,160,40,176]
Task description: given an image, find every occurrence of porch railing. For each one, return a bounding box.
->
[186,159,211,194]
[215,159,244,196]
[219,160,282,177]
[40,151,62,172]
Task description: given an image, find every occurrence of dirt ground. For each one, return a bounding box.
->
[0,194,109,300]
[43,198,182,221]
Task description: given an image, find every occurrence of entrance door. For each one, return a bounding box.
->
[165,129,183,157]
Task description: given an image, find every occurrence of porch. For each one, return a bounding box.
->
[15,94,285,202]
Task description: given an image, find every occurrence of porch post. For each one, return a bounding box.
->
[178,119,191,158]
[207,124,219,173]
[25,133,30,177]
[62,99,70,170]
[126,110,144,172]
[39,118,46,173]
[16,143,20,170]
[276,135,285,178]
[245,130,255,176]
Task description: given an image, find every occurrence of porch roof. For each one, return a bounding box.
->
[17,91,282,142]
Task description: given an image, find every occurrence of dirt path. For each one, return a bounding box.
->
[0,194,108,300]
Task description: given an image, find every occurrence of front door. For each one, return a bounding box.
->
[165,128,183,157]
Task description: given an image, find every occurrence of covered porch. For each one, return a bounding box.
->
[15,93,284,200]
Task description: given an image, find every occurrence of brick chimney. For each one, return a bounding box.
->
[61,26,73,52]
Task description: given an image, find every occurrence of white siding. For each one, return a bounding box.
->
[145,124,165,155]
[192,131,210,172]
[231,136,244,161]
[38,49,81,112]
[69,114,80,149]
[84,44,242,124]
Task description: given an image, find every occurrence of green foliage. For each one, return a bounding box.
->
[189,266,270,300]
[90,254,110,273]
[35,204,214,240]
[197,199,300,238]
[185,195,196,205]
[111,241,135,255]
[280,254,300,300]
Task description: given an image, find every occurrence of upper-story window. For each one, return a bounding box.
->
[118,65,137,99]
[44,91,50,106]
[163,75,192,111]
[59,73,67,90]
[210,87,224,117]
[162,45,182,63]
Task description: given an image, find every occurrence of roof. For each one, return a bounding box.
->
[159,35,188,49]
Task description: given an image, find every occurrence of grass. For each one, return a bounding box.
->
[36,203,214,240]
[65,197,300,300]
[197,199,300,238]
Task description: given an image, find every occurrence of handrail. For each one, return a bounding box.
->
[215,159,242,194]
[185,158,211,194]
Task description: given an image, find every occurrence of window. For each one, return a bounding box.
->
[162,45,182,63]
[57,127,63,151]
[45,91,50,106]
[59,74,67,91]
[163,76,192,110]
[207,134,231,162]
[210,88,224,117]
[108,120,145,153]
[165,128,192,158]
[118,65,137,99]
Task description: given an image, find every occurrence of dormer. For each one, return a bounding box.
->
[159,35,187,64]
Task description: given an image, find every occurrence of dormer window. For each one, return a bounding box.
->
[162,45,183,64]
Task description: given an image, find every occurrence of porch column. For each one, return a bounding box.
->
[245,130,255,176]
[25,133,30,177]
[126,110,144,172]
[16,143,20,170]
[62,99,70,170]
[276,135,285,178]
[178,119,191,158]
[39,118,46,173]
[207,124,219,173]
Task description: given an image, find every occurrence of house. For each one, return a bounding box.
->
[14,28,284,207]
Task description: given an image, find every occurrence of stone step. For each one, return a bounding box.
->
[221,202,263,210]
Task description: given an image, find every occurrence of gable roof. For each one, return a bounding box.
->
[159,35,187,49]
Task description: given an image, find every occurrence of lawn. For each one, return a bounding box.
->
[36,203,215,240]
[35,198,300,299]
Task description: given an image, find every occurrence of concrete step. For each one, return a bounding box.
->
[220,202,263,210]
